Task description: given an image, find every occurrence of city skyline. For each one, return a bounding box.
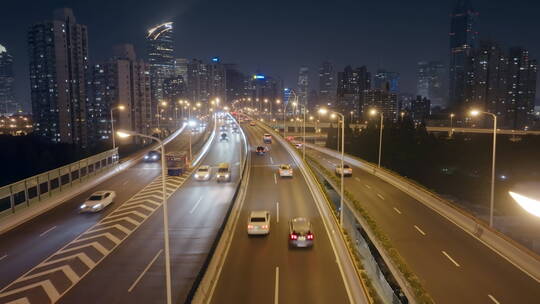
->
[2,0,540,111]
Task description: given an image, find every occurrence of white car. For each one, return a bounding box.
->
[80,190,116,212]
[278,164,293,177]
[194,165,211,181]
[247,210,271,235]
[335,164,353,177]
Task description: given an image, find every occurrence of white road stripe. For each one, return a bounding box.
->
[276,202,279,223]
[377,193,385,200]
[270,156,274,164]
[274,173,277,184]
[414,225,426,236]
[274,266,279,304]
[189,197,204,214]
[364,184,371,189]
[393,207,402,214]
[488,294,500,304]
[442,251,461,267]
[122,180,129,186]
[39,226,57,237]
[354,177,361,183]
[128,249,162,292]
[0,254,7,261]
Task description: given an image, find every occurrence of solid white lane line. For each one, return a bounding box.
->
[393,207,402,215]
[276,202,279,223]
[274,266,279,304]
[364,184,371,189]
[128,249,162,292]
[442,251,461,267]
[0,254,7,261]
[354,177,361,183]
[189,197,204,214]
[488,294,500,304]
[270,156,274,164]
[414,225,426,236]
[39,226,57,237]
[377,193,385,200]
[274,173,277,184]
[122,180,129,186]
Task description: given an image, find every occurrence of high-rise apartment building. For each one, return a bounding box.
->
[209,57,226,104]
[147,22,174,127]
[363,88,398,120]
[28,8,89,147]
[187,59,210,105]
[225,64,246,103]
[297,67,309,107]
[373,69,400,93]
[163,76,187,104]
[318,61,336,107]
[0,44,18,115]
[88,44,151,143]
[174,58,189,81]
[506,48,537,129]
[449,0,478,110]
[336,65,371,114]
[417,61,446,108]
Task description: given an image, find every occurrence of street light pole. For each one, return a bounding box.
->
[378,113,383,168]
[450,113,455,138]
[110,105,125,150]
[116,130,171,304]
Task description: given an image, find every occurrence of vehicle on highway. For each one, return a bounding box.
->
[80,191,116,213]
[220,132,229,142]
[247,211,270,235]
[166,152,188,176]
[220,125,228,132]
[278,164,293,177]
[294,143,303,149]
[249,121,256,126]
[256,146,266,155]
[263,133,272,144]
[194,165,211,181]
[143,150,161,162]
[216,162,231,182]
[232,126,240,133]
[288,217,314,248]
[335,164,353,177]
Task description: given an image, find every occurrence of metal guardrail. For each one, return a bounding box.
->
[0,148,119,219]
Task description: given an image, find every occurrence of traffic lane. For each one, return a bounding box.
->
[0,131,197,289]
[306,147,540,303]
[59,122,243,304]
[211,126,349,304]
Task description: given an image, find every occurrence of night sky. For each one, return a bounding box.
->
[2,0,540,111]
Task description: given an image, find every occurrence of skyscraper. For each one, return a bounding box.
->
[187,59,210,105]
[28,8,89,147]
[336,65,371,114]
[297,66,309,107]
[318,61,336,107]
[506,48,537,129]
[0,44,18,115]
[88,44,152,143]
[373,69,400,93]
[449,0,478,110]
[363,87,398,120]
[417,61,446,108]
[174,58,189,81]
[147,22,174,126]
[209,57,226,104]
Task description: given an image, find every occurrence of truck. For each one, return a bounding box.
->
[165,151,188,176]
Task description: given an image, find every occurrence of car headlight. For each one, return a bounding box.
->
[80,204,87,209]
[152,155,158,160]
[144,155,149,159]
[194,174,199,178]
[225,174,230,178]
[92,204,102,209]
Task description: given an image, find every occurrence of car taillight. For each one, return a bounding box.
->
[307,233,314,240]
[290,233,298,240]
[248,225,254,229]
[262,225,268,229]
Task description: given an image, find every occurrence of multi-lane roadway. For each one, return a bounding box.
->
[305,145,540,304]
[210,124,353,304]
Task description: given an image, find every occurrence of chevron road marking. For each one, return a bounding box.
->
[0,170,192,304]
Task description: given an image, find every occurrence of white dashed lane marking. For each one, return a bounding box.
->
[442,251,461,267]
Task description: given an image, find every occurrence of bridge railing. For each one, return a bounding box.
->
[0,148,119,220]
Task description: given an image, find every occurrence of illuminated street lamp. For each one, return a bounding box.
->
[318,107,345,226]
[470,109,497,227]
[116,130,172,304]
[370,109,384,168]
[110,104,126,149]
[450,113,455,137]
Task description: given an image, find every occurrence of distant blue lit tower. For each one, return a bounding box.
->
[449,0,478,111]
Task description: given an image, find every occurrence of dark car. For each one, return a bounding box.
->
[220,133,229,142]
[144,150,161,162]
[256,146,266,155]
[288,217,314,248]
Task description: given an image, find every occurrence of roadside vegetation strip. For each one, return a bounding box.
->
[306,153,434,304]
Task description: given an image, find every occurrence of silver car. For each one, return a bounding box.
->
[194,165,211,181]
[288,217,314,248]
[216,163,231,182]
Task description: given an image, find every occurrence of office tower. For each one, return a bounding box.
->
[28,8,89,147]
[363,86,398,120]
[410,96,431,123]
[225,64,246,103]
[0,44,18,115]
[449,0,478,110]
[506,48,537,129]
[297,66,309,107]
[247,73,282,112]
[373,69,400,93]
[88,44,152,144]
[318,61,336,107]
[417,61,446,109]
[209,57,226,104]
[187,59,210,105]
[174,58,189,81]
[147,22,174,126]
[336,65,371,114]
[163,76,187,104]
